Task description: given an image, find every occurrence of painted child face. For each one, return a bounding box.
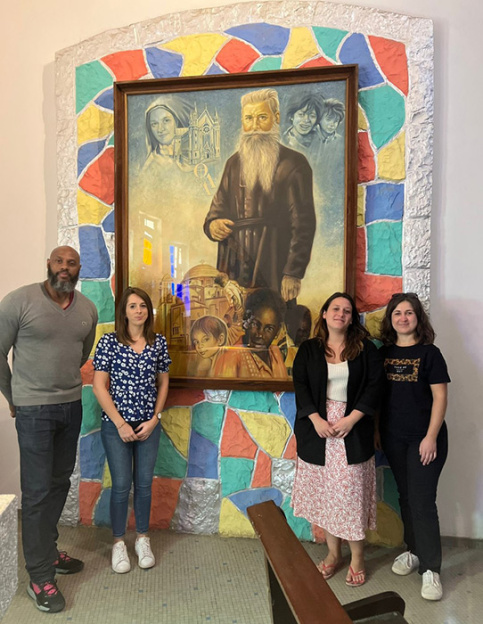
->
[192,330,224,359]
[320,111,340,135]
[292,106,318,136]
[247,307,279,349]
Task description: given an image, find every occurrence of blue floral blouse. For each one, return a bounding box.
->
[93,332,171,423]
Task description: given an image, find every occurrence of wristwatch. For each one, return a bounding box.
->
[156,412,162,422]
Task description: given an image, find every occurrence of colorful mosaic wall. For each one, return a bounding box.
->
[57,1,433,542]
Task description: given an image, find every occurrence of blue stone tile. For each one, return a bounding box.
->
[206,63,227,75]
[339,33,384,89]
[79,431,106,480]
[95,88,114,111]
[77,140,106,178]
[79,226,111,279]
[279,392,296,429]
[145,47,183,78]
[93,488,111,527]
[225,23,290,56]
[102,209,115,233]
[187,431,219,479]
[228,487,283,515]
[366,183,404,224]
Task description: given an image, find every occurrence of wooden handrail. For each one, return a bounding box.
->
[248,500,353,624]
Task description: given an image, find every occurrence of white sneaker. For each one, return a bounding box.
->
[392,551,419,576]
[135,536,155,569]
[112,541,131,574]
[421,570,443,600]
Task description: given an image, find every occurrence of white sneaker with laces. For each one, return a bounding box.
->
[391,551,420,576]
[135,536,155,569]
[421,570,443,601]
[112,541,131,574]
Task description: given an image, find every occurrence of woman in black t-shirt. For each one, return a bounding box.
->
[380,293,450,602]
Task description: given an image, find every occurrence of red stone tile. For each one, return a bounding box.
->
[79,481,102,526]
[356,274,403,313]
[252,451,272,488]
[81,359,94,386]
[356,227,367,275]
[79,148,115,205]
[283,434,297,460]
[312,523,326,543]
[358,132,376,183]
[300,56,333,68]
[101,50,148,81]
[150,478,182,529]
[164,388,205,408]
[368,37,408,96]
[216,40,260,73]
[221,409,258,459]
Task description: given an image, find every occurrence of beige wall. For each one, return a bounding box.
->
[1,0,482,538]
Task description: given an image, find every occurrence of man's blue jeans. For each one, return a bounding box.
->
[101,419,161,537]
[15,401,82,583]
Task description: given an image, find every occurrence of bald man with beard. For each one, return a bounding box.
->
[204,88,316,303]
[0,246,97,613]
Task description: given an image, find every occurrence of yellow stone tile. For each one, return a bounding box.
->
[77,105,113,144]
[357,185,365,227]
[358,105,368,130]
[77,190,111,225]
[219,498,255,538]
[282,27,319,69]
[378,132,406,181]
[102,461,112,489]
[90,323,115,357]
[238,411,291,458]
[366,501,404,547]
[161,34,227,76]
[365,308,385,340]
[161,407,191,457]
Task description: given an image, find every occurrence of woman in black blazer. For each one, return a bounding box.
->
[292,292,383,586]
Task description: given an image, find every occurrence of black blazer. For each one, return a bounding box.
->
[293,337,383,466]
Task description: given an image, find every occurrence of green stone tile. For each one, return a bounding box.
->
[282,497,313,541]
[80,280,115,324]
[359,85,406,150]
[76,61,113,114]
[154,430,187,478]
[367,221,402,276]
[220,458,254,497]
[228,391,281,414]
[192,402,225,445]
[312,26,348,61]
[81,386,102,435]
[249,57,282,72]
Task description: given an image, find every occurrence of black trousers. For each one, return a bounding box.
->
[15,401,82,583]
[382,423,448,574]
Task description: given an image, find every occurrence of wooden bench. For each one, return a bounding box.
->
[247,500,407,624]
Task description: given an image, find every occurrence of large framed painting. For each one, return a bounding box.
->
[114,66,358,390]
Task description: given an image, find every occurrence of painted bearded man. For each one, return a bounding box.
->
[203,88,316,303]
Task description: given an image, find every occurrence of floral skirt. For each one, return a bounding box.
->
[291,399,377,541]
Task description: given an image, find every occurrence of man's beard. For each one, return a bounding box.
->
[238,126,280,194]
[47,265,79,293]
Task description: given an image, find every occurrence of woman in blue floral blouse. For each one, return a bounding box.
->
[93,287,170,574]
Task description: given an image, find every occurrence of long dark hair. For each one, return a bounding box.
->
[380,293,435,345]
[313,292,369,361]
[115,287,156,346]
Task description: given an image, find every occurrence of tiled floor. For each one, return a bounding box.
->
[2,525,482,623]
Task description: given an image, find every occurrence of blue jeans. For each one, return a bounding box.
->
[15,401,82,583]
[101,419,161,537]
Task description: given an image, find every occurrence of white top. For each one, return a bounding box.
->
[327,361,349,402]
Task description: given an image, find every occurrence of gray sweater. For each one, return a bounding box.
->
[0,283,98,406]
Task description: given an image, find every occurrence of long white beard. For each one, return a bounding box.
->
[238,127,280,194]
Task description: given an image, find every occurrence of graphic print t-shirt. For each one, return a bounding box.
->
[380,343,450,435]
